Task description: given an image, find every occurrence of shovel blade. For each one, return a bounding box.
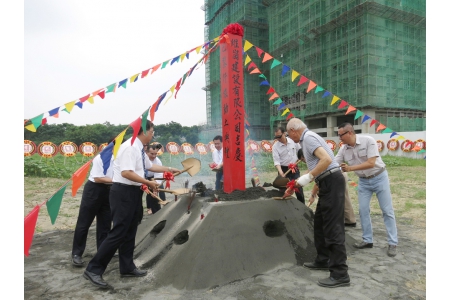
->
[181,158,201,177]
[272,176,289,189]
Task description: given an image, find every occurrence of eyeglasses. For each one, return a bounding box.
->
[338,131,349,138]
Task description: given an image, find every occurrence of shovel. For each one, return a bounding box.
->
[154,158,201,181]
[272,160,301,189]
[159,188,191,196]
[149,192,169,206]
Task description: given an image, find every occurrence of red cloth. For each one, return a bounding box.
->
[163,172,175,189]
[288,163,298,174]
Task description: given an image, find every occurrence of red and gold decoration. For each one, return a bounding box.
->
[412,139,426,152]
[79,142,97,157]
[288,163,298,174]
[400,140,414,152]
[376,140,385,152]
[162,172,175,189]
[260,140,273,152]
[325,140,337,151]
[37,141,58,158]
[59,141,78,157]
[247,140,260,153]
[387,139,399,151]
[180,143,194,155]
[339,141,344,148]
[98,143,108,152]
[208,141,216,153]
[166,142,181,155]
[24,140,37,157]
[195,143,209,155]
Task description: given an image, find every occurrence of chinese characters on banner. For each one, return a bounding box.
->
[220,33,245,192]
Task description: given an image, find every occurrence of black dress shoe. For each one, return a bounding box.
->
[120,268,148,278]
[318,275,350,288]
[72,255,84,267]
[353,241,373,249]
[83,270,109,289]
[344,222,356,227]
[303,261,328,270]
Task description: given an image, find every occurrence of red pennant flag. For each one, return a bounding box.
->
[370,119,378,127]
[255,47,264,58]
[130,117,142,145]
[345,105,357,115]
[286,113,294,120]
[247,62,257,71]
[41,118,47,125]
[91,88,103,97]
[174,78,182,99]
[79,94,90,103]
[297,75,308,86]
[266,87,275,94]
[71,160,91,197]
[338,100,348,109]
[141,69,150,78]
[97,90,105,99]
[24,205,40,256]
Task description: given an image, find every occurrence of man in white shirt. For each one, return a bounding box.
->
[211,135,223,190]
[71,137,115,267]
[83,121,180,289]
[272,127,305,203]
[145,143,166,215]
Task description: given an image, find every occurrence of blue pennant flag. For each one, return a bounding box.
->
[278,103,286,110]
[322,91,331,98]
[260,80,270,86]
[281,65,290,76]
[75,102,83,109]
[100,142,114,175]
[155,92,167,112]
[361,115,371,124]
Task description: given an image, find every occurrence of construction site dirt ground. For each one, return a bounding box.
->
[24,174,427,299]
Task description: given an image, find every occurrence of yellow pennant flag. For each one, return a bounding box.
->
[331,95,340,105]
[65,100,76,113]
[396,135,405,140]
[213,36,220,43]
[244,55,251,66]
[163,85,176,105]
[180,52,187,62]
[195,46,202,54]
[113,129,127,159]
[87,96,94,104]
[25,124,36,132]
[281,108,290,116]
[130,73,139,83]
[291,70,300,82]
[243,40,253,52]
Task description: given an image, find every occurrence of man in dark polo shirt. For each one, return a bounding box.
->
[285,118,349,288]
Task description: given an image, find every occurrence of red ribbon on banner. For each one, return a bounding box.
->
[163,172,175,189]
[288,163,298,174]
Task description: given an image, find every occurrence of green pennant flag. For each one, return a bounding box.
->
[62,108,69,114]
[315,86,325,93]
[141,109,149,133]
[161,60,170,69]
[31,114,44,130]
[354,110,364,120]
[382,127,394,133]
[273,98,283,105]
[46,185,67,225]
[270,59,282,69]
[106,83,117,93]
[258,74,267,79]
[418,149,426,154]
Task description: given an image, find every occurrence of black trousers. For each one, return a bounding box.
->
[146,181,166,214]
[280,165,305,204]
[72,181,111,256]
[314,171,348,279]
[86,183,143,275]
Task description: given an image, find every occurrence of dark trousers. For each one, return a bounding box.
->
[72,181,111,256]
[215,170,223,190]
[280,165,305,204]
[86,183,143,275]
[146,182,166,214]
[314,171,348,279]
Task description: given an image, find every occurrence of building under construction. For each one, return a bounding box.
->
[199,0,425,141]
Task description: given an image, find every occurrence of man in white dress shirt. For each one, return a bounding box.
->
[145,143,166,215]
[211,135,223,190]
[83,121,180,289]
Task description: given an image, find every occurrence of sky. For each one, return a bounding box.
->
[24,0,208,127]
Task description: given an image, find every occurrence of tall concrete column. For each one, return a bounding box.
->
[327,115,337,137]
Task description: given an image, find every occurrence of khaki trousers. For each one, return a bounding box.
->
[342,171,356,224]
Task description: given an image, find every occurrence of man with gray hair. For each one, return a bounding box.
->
[284,117,349,288]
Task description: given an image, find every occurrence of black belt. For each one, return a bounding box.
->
[359,168,385,179]
[315,167,341,184]
[113,182,141,189]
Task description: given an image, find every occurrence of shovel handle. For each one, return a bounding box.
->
[283,159,301,177]
[153,166,193,181]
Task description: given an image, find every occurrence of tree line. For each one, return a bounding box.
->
[24,121,200,146]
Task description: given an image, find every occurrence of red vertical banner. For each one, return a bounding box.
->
[220,30,245,193]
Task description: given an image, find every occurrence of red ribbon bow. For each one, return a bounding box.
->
[286,180,300,194]
[140,184,150,194]
[288,163,298,174]
[163,172,175,189]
